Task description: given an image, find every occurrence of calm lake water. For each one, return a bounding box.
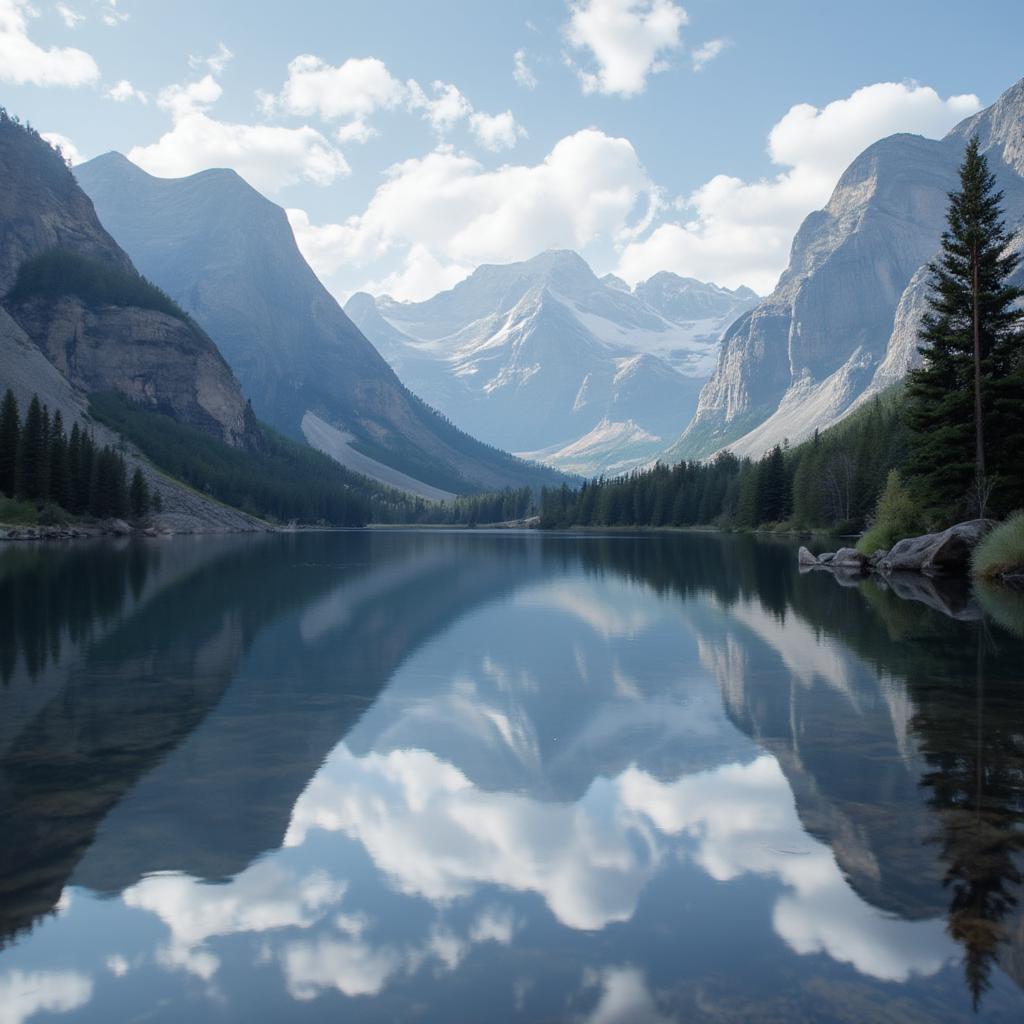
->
[1,530,1023,1023]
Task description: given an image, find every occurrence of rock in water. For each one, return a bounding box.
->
[879,519,994,575]
[798,547,819,567]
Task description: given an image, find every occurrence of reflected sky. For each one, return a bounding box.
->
[0,531,1022,1022]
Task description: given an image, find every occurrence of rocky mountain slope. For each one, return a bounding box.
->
[346,251,756,475]
[667,76,1024,463]
[0,112,252,449]
[0,110,265,530]
[76,153,563,495]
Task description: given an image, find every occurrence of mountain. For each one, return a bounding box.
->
[668,76,1024,462]
[76,153,564,496]
[0,112,252,450]
[345,251,756,476]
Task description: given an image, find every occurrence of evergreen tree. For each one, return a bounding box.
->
[0,389,19,497]
[129,466,150,520]
[16,395,49,501]
[48,410,70,509]
[907,136,1024,518]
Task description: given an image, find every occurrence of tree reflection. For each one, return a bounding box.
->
[912,625,1024,1008]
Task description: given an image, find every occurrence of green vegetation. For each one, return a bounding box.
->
[906,136,1024,520]
[971,512,1024,579]
[6,248,188,322]
[540,141,1023,546]
[856,470,923,555]
[89,391,375,526]
[0,388,141,522]
[539,389,906,533]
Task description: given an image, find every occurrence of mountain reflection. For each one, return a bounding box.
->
[0,530,1021,1021]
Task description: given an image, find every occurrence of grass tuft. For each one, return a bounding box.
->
[971,511,1024,579]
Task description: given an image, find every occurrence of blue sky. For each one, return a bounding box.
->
[3,0,1023,300]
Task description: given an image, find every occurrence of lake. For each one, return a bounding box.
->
[1,530,1023,1023]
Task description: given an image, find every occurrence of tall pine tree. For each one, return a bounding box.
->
[907,136,1024,519]
[0,389,19,497]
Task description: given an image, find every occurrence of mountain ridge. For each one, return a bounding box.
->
[667,76,1024,462]
[76,152,565,495]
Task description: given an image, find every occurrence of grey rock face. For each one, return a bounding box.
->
[76,153,562,494]
[0,117,252,449]
[797,546,819,567]
[667,76,1024,461]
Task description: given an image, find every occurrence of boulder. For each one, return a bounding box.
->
[879,519,994,575]
[832,547,867,570]
[798,546,819,567]
[818,551,836,564]
[105,518,132,536]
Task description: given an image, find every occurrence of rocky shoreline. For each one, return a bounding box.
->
[0,515,270,542]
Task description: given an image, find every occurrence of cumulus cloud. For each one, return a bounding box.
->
[288,128,655,300]
[262,55,519,154]
[469,110,525,152]
[131,70,350,193]
[565,0,687,96]
[106,78,146,103]
[409,80,473,134]
[616,81,981,292]
[266,55,406,122]
[513,48,537,89]
[0,969,93,1024]
[0,0,99,86]
[124,861,347,982]
[129,113,350,192]
[691,37,728,71]
[156,73,222,118]
[41,130,82,165]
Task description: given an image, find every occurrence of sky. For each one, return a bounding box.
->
[2,0,1024,302]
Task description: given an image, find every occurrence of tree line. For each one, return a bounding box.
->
[541,137,1023,537]
[1,389,153,521]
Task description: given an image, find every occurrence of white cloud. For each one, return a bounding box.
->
[565,0,687,97]
[691,37,728,71]
[282,937,403,1000]
[336,118,375,144]
[0,0,99,86]
[190,41,233,76]
[129,112,350,192]
[156,73,222,118]
[580,965,676,1024]
[287,128,655,300]
[469,110,525,152]
[267,54,406,122]
[409,79,473,134]
[617,81,982,292]
[124,861,347,982]
[55,3,82,28]
[106,78,146,103]
[513,48,537,89]
[0,970,93,1024]
[101,0,127,27]
[41,130,82,165]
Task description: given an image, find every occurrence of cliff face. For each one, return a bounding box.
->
[0,113,252,448]
[667,76,1024,461]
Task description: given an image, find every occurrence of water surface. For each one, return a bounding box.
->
[1,530,1023,1022]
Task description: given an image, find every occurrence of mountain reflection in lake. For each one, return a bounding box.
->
[0,530,1022,1023]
